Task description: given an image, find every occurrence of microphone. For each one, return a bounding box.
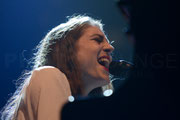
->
[109,60,133,78]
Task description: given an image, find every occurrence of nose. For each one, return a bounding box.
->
[103,42,114,55]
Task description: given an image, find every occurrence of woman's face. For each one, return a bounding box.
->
[76,25,114,94]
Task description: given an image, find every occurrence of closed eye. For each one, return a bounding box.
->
[92,37,103,44]
[90,34,105,44]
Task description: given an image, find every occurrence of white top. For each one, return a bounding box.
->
[16,66,72,120]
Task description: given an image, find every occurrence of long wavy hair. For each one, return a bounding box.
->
[0,15,113,120]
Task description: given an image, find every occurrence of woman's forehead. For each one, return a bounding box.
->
[83,26,111,43]
[82,26,106,38]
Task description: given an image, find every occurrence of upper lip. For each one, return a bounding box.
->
[98,56,111,61]
[98,55,112,68]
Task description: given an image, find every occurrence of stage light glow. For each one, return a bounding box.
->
[103,89,113,97]
[68,96,75,102]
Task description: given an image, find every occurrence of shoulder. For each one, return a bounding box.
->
[33,66,64,76]
[28,66,71,95]
[19,66,71,119]
[31,66,67,83]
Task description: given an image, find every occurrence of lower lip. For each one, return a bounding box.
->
[103,66,109,72]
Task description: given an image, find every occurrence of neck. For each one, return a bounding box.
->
[81,76,101,97]
[81,84,94,96]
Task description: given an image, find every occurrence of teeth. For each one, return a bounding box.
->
[99,58,109,63]
[98,58,110,68]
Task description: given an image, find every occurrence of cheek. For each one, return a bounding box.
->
[76,52,98,77]
[76,42,102,74]
[77,47,99,65]
[78,55,97,71]
[77,50,91,65]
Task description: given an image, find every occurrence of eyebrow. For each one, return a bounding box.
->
[90,34,104,39]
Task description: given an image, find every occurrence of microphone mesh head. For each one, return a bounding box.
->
[109,60,133,77]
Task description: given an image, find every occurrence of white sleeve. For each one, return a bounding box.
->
[17,66,71,120]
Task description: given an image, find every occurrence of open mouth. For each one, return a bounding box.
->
[98,56,110,70]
